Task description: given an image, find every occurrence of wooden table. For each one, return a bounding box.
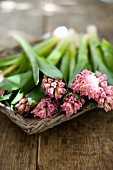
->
[0,0,113,169]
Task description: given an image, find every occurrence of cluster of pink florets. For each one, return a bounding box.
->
[15,70,113,119]
[16,94,30,114]
[70,70,113,112]
[16,76,67,119]
[96,71,113,112]
[42,75,67,99]
[31,97,58,119]
[61,93,85,117]
[70,70,100,100]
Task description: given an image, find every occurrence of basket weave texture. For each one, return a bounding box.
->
[0,42,97,135]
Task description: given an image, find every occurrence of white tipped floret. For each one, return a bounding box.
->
[82,33,89,43]
[87,25,98,37]
[53,26,69,39]
[68,28,79,47]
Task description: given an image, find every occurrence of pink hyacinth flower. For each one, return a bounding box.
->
[70,70,101,100]
[70,69,113,112]
[42,75,67,99]
[95,71,113,112]
[31,97,59,119]
[97,86,113,112]
[61,93,85,117]
[16,94,30,114]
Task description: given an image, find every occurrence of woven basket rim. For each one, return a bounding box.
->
[0,101,97,134]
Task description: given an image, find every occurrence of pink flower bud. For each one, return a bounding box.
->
[16,95,30,114]
[31,97,59,119]
[61,93,85,117]
[42,76,67,99]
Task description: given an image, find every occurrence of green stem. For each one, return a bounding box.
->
[101,39,113,73]
[68,35,90,86]
[87,26,100,72]
[11,36,59,60]
[34,36,59,56]
[88,25,113,85]
[68,44,77,83]
[3,63,19,76]
[2,36,59,77]
[60,50,69,82]
[47,38,69,65]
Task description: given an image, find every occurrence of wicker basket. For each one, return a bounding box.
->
[0,42,97,135]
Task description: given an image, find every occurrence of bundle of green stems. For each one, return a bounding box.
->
[0,25,113,108]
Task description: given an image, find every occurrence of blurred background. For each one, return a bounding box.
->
[0,0,113,50]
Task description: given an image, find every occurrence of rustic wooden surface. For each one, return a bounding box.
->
[0,0,113,170]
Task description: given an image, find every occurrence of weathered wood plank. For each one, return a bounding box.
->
[0,113,37,170]
[38,109,113,170]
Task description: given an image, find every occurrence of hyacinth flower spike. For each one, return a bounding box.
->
[42,75,67,99]
[31,97,59,119]
[61,93,85,117]
[96,71,113,112]
[16,94,30,114]
[70,69,113,112]
[70,70,101,100]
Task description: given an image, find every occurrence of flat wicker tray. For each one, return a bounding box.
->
[0,41,97,135]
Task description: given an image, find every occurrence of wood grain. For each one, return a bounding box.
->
[38,109,113,170]
[0,113,38,170]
